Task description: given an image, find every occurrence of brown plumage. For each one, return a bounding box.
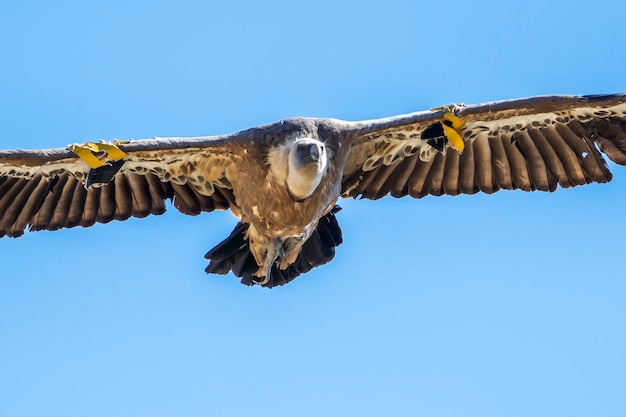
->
[1,93,626,287]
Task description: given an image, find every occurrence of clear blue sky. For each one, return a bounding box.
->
[1,1,625,416]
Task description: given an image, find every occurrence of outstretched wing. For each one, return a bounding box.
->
[0,135,245,238]
[341,93,626,199]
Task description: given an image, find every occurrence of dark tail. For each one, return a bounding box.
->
[204,206,343,288]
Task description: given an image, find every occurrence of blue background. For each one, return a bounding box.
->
[1,1,625,416]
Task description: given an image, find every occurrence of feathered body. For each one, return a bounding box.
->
[222,120,348,283]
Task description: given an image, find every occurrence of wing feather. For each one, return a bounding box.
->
[113,174,133,221]
[590,118,626,164]
[352,166,382,199]
[171,183,203,216]
[189,185,220,212]
[525,128,569,187]
[0,134,246,237]
[458,139,478,194]
[426,152,446,196]
[30,176,67,232]
[66,180,88,227]
[1,176,45,234]
[210,187,236,211]
[81,186,100,228]
[97,181,117,224]
[49,176,79,229]
[144,174,170,215]
[407,156,435,199]
[384,154,416,198]
[487,134,512,190]
[0,178,23,222]
[126,173,153,218]
[556,122,612,183]
[342,93,626,199]
[362,162,399,200]
[10,176,50,235]
[442,150,461,195]
[472,135,495,194]
[539,126,587,186]
[513,131,550,191]
[501,132,532,191]
[377,165,404,199]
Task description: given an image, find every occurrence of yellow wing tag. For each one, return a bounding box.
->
[440,112,466,153]
[69,140,129,169]
[96,142,128,161]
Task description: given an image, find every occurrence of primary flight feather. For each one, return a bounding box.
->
[1,93,625,287]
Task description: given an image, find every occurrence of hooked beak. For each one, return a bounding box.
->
[297,143,320,164]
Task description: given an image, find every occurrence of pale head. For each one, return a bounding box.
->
[286,138,328,200]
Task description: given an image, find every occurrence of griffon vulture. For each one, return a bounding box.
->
[1,93,625,287]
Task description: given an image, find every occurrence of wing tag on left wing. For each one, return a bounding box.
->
[69,140,130,188]
[69,140,129,168]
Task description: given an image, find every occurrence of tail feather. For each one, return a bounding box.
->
[204,206,343,288]
[316,206,343,247]
[232,248,257,277]
[204,222,248,261]
[204,223,257,278]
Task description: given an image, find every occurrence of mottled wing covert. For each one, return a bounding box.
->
[342,93,626,199]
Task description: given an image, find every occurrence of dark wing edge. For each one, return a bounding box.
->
[0,135,245,238]
[0,169,237,238]
[340,93,626,199]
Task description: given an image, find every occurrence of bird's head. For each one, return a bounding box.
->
[286,138,328,200]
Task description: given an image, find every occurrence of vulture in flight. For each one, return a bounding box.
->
[1,93,625,288]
